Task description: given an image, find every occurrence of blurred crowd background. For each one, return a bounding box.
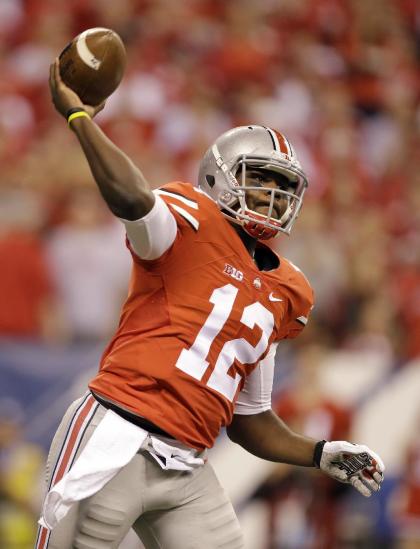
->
[0,0,419,548]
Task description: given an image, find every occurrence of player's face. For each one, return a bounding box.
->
[240,169,297,220]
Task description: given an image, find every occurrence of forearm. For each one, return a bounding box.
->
[226,409,316,467]
[70,117,154,219]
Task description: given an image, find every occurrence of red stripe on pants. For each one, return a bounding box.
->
[36,395,96,549]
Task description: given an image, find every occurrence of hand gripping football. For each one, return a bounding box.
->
[59,27,126,106]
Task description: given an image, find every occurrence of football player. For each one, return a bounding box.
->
[36,60,385,549]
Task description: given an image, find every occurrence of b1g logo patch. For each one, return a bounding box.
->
[223,264,243,282]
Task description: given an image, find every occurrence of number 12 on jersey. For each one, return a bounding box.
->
[175,284,274,401]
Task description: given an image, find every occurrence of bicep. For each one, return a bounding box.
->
[120,194,178,260]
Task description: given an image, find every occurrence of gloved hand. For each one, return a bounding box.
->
[314,440,385,497]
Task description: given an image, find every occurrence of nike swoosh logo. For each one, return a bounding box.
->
[269,293,283,302]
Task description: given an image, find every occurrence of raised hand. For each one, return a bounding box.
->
[49,58,105,119]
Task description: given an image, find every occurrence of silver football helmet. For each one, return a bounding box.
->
[198,125,308,239]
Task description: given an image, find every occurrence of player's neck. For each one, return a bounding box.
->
[230,223,280,271]
[232,224,257,258]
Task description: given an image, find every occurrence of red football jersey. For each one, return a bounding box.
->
[89,182,314,449]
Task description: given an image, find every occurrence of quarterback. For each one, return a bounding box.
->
[36,60,385,549]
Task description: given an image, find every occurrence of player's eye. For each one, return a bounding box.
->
[276,179,297,192]
[250,173,266,183]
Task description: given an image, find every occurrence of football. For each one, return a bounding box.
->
[59,27,126,106]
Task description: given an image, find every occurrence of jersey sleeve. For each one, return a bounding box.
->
[120,194,177,260]
[233,343,278,415]
[277,261,315,340]
[120,182,202,262]
[154,183,201,233]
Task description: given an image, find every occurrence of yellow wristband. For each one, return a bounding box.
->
[67,111,91,126]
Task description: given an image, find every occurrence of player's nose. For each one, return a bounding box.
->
[261,179,279,190]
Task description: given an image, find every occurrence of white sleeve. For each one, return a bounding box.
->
[234,343,278,415]
[120,194,177,260]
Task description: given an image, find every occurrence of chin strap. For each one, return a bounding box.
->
[241,211,280,240]
[239,200,293,240]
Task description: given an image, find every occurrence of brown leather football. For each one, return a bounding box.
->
[59,28,126,106]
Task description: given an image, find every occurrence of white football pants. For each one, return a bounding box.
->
[35,394,244,549]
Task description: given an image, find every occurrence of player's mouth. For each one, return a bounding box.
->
[254,201,282,219]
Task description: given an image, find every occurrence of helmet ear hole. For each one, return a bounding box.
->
[205,175,216,188]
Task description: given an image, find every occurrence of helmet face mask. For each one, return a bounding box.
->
[198,126,308,239]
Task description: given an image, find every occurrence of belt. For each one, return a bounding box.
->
[91,392,175,439]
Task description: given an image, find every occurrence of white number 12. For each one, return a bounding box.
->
[175,284,274,401]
